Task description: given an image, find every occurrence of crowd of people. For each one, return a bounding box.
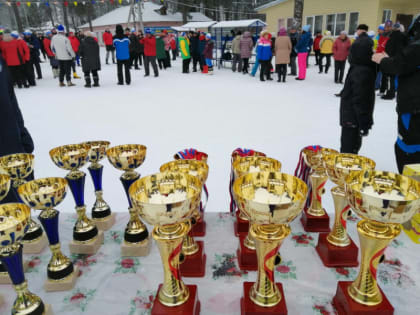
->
[0,13,419,173]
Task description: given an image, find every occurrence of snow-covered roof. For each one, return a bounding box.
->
[255,0,289,12]
[212,19,267,29]
[80,3,211,28]
[181,21,217,29]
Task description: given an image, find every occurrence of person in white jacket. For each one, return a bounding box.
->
[51,24,75,87]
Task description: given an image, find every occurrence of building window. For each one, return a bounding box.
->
[314,15,323,33]
[382,9,392,23]
[349,12,359,35]
[278,18,285,32]
[326,14,335,33]
[326,13,347,36]
[306,16,314,33]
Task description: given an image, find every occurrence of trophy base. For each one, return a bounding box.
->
[151,284,200,315]
[180,241,206,277]
[234,211,249,237]
[191,216,206,237]
[44,266,79,292]
[121,236,151,257]
[22,233,48,254]
[241,282,288,315]
[237,235,258,271]
[315,233,359,267]
[93,212,116,231]
[332,281,394,315]
[0,261,29,284]
[45,304,54,315]
[300,209,330,233]
[69,230,104,255]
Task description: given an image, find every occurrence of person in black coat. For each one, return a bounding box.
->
[0,54,34,203]
[24,31,42,80]
[373,14,420,173]
[79,32,101,88]
[339,24,376,154]
[129,30,141,69]
[190,32,201,72]
[288,27,298,76]
[381,23,409,100]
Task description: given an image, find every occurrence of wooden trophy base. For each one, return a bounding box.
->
[0,261,29,284]
[44,266,79,292]
[121,236,151,257]
[332,281,394,315]
[69,231,104,255]
[22,233,48,254]
[190,217,206,237]
[93,213,116,231]
[151,284,200,315]
[315,233,359,267]
[180,241,206,277]
[237,236,258,271]
[234,211,249,237]
[300,209,330,233]
[241,282,288,315]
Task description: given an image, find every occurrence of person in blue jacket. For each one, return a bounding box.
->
[295,25,312,80]
[113,24,131,85]
[256,30,273,81]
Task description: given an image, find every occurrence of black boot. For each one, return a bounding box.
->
[84,76,91,88]
[93,77,99,87]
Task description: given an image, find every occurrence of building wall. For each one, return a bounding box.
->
[378,0,420,27]
[258,0,294,33]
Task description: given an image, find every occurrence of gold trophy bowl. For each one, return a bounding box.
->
[129,172,202,308]
[18,178,67,211]
[332,170,420,310]
[84,141,110,166]
[49,144,90,172]
[0,174,11,201]
[0,203,49,315]
[106,144,147,173]
[233,172,307,308]
[0,153,34,187]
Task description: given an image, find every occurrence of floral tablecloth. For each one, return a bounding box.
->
[0,212,419,315]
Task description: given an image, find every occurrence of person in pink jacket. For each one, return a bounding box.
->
[333,30,351,83]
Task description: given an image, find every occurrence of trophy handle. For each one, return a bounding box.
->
[348,220,401,306]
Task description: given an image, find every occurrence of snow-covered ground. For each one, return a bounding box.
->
[15,49,397,215]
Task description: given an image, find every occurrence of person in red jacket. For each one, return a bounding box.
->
[333,30,351,84]
[17,35,35,87]
[0,30,27,88]
[43,30,59,78]
[102,28,115,64]
[378,20,392,96]
[68,32,81,79]
[139,29,158,77]
[313,31,322,65]
[170,33,177,60]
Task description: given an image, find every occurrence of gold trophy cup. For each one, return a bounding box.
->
[160,159,209,277]
[333,170,420,314]
[232,156,282,271]
[18,177,79,292]
[0,174,12,286]
[106,144,150,257]
[50,144,103,255]
[315,153,375,267]
[233,171,307,314]
[0,153,48,254]
[83,141,116,230]
[0,203,52,315]
[129,172,202,314]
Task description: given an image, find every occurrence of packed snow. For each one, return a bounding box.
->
[15,49,398,215]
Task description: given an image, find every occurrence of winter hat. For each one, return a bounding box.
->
[357,24,369,31]
[378,25,385,31]
[145,29,152,35]
[45,30,52,36]
[57,24,65,33]
[23,29,32,36]
[324,30,331,36]
[115,24,124,36]
[131,28,136,33]
[302,25,311,32]
[393,22,401,29]
[278,27,287,36]
[181,32,186,37]
[206,33,211,39]
[367,30,375,38]
[385,20,393,27]
[11,31,19,39]
[340,30,347,35]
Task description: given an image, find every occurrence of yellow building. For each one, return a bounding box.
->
[256,0,420,35]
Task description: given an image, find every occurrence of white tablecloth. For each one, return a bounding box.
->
[0,212,419,315]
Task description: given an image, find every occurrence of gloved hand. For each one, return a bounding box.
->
[360,129,369,137]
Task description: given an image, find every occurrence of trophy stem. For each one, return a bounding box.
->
[307,172,327,216]
[182,220,199,256]
[250,224,290,307]
[326,186,351,247]
[124,207,149,244]
[244,225,256,250]
[21,210,44,243]
[74,206,98,243]
[348,220,401,306]
[88,165,112,220]
[153,222,190,307]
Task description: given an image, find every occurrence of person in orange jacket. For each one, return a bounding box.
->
[68,32,81,79]
[0,30,27,88]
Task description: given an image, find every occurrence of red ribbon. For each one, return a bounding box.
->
[340,205,350,229]
[168,242,182,281]
[264,245,280,283]
[316,180,326,203]
[369,247,387,280]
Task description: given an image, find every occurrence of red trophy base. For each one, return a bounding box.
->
[151,284,201,315]
[300,209,330,233]
[315,233,359,267]
[234,211,249,237]
[191,215,206,237]
[180,241,206,277]
[240,282,288,315]
[332,281,394,315]
[237,235,258,271]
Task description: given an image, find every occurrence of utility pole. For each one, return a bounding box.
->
[62,0,70,31]
[87,2,93,31]
[12,1,23,33]
[138,1,144,33]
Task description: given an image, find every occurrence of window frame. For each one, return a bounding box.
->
[382,9,392,23]
[326,13,336,34]
[335,13,347,36]
[305,15,315,34]
[348,11,359,35]
[314,15,324,34]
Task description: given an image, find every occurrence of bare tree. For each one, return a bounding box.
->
[293,0,304,29]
